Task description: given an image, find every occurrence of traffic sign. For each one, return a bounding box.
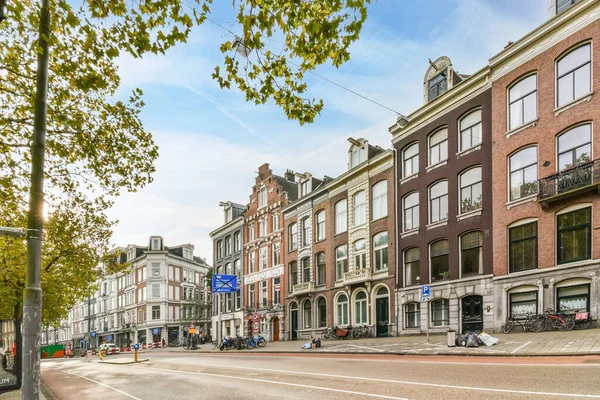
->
[252,312,260,322]
[422,285,431,297]
[252,322,260,331]
[189,323,196,330]
[151,328,160,335]
[188,323,196,334]
[212,275,238,293]
[90,331,96,337]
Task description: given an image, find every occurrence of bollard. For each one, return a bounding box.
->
[134,348,138,362]
[236,336,242,350]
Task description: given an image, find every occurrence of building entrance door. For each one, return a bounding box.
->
[272,317,280,341]
[376,296,389,337]
[461,295,483,332]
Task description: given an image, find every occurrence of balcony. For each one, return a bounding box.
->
[538,159,600,210]
[343,269,372,285]
[293,282,314,296]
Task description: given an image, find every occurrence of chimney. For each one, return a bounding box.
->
[284,169,295,182]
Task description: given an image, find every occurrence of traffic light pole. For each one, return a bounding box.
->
[22,0,50,398]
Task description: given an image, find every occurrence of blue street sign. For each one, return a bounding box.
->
[133,344,140,350]
[422,285,431,298]
[212,274,238,293]
[106,335,113,340]
[152,328,160,335]
[90,331,96,337]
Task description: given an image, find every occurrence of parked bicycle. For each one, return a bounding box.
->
[503,314,546,334]
[540,308,575,331]
[574,311,593,330]
[349,325,372,339]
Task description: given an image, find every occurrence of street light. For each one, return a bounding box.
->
[0,227,26,238]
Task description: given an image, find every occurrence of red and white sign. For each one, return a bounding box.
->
[189,323,196,330]
[252,322,260,331]
[252,312,260,322]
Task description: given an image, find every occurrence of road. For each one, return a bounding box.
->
[41,351,600,400]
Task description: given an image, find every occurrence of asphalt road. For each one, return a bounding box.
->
[40,351,600,400]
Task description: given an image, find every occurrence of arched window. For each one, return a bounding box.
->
[225,236,232,255]
[317,297,327,328]
[303,300,312,329]
[372,181,388,220]
[335,199,347,234]
[217,240,223,259]
[301,217,310,246]
[353,191,366,226]
[429,128,448,165]
[509,74,537,130]
[301,257,311,283]
[316,252,326,286]
[373,232,388,271]
[403,143,419,177]
[557,205,591,264]
[509,219,538,273]
[459,110,482,152]
[460,231,483,277]
[404,247,420,286]
[225,262,232,275]
[354,291,368,325]
[354,239,367,269]
[234,232,241,252]
[288,223,297,251]
[336,293,349,325]
[557,124,591,171]
[429,180,448,223]
[316,210,326,241]
[459,166,482,213]
[557,43,591,107]
[403,192,419,231]
[430,240,449,282]
[509,146,538,200]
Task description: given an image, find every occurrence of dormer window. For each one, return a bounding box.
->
[351,147,366,168]
[151,238,162,251]
[300,180,310,196]
[557,0,579,14]
[258,187,267,208]
[224,207,233,224]
[428,69,448,102]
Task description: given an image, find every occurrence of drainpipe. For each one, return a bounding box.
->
[393,148,400,337]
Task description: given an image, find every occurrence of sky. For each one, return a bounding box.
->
[106,0,547,262]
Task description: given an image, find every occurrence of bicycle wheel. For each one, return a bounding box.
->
[566,317,576,331]
[257,338,267,347]
[577,319,592,330]
[503,320,514,334]
[530,316,547,333]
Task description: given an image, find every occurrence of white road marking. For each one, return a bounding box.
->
[65,371,143,400]
[511,341,532,354]
[157,360,600,398]
[148,366,410,400]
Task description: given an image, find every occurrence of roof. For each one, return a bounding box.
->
[273,175,298,201]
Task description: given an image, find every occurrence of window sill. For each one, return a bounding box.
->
[456,144,481,159]
[426,160,447,173]
[400,173,419,185]
[456,209,482,221]
[505,119,538,139]
[505,194,537,210]
[371,216,388,223]
[426,220,448,231]
[554,93,592,116]
[400,228,419,239]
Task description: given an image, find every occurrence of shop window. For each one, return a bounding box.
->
[557,284,590,312]
[405,303,421,328]
[510,291,538,318]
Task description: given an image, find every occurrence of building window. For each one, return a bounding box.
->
[354,239,367,269]
[429,128,448,165]
[249,251,256,273]
[289,262,298,291]
[301,257,311,283]
[303,300,312,329]
[557,207,591,264]
[302,217,310,246]
[336,294,349,325]
[510,291,538,318]
[335,199,347,234]
[316,211,326,241]
[234,232,241,252]
[259,280,268,308]
[152,306,160,320]
[460,231,483,277]
[259,219,266,237]
[248,284,255,308]
[430,240,449,282]
[216,241,223,259]
[273,213,280,231]
[372,180,388,220]
[403,192,419,231]
[557,124,591,171]
[557,43,591,107]
[300,180,310,197]
[431,299,449,326]
[354,291,368,325]
[317,297,327,328]
[405,303,421,328]
[351,146,366,168]
[258,187,267,208]
[225,262,232,275]
[428,69,448,102]
[259,246,267,271]
[509,221,538,273]
[509,147,538,200]
[289,223,297,251]
[509,74,537,130]
[335,245,348,281]
[404,247,420,287]
[316,253,326,286]
[402,143,419,178]
[151,263,160,277]
[429,180,448,224]
[353,191,366,226]
[249,224,255,241]
[152,238,160,250]
[373,232,388,271]
[557,284,590,312]
[557,0,580,13]
[272,277,281,305]
[225,236,232,255]
[459,109,482,152]
[272,242,281,266]
[225,207,233,223]
[459,166,482,214]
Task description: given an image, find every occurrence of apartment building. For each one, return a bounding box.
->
[490,0,600,329]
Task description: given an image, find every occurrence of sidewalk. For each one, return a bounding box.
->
[168,328,600,356]
[0,389,48,400]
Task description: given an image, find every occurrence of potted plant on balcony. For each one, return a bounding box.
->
[557,154,592,194]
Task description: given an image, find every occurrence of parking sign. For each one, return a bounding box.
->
[421,285,430,301]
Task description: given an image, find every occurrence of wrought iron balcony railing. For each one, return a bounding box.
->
[293,282,315,296]
[538,159,600,209]
[343,268,372,285]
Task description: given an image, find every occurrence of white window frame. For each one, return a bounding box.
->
[556,43,592,108]
[335,245,348,281]
[259,246,267,271]
[249,251,256,273]
[429,180,448,224]
[508,146,538,201]
[428,127,448,166]
[403,192,419,231]
[353,191,366,226]
[353,290,368,325]
[289,223,297,251]
[402,142,419,178]
[335,199,347,234]
[459,166,483,214]
[335,293,349,325]
[372,180,388,220]
[373,232,388,271]
[459,109,482,152]
[508,74,537,130]
[316,210,326,241]
[258,187,267,209]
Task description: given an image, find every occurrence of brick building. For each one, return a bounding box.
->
[243,164,297,341]
[490,0,600,329]
[283,139,396,339]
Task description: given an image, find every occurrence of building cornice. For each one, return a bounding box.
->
[209,216,244,238]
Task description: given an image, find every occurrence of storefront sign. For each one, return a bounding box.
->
[244,265,284,284]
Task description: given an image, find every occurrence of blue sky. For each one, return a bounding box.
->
[107,0,547,261]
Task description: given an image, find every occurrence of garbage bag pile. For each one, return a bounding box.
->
[456,331,499,347]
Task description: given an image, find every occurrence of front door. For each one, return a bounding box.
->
[272,317,280,341]
[291,310,298,340]
[461,295,483,332]
[376,297,389,337]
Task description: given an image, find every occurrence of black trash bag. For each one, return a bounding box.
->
[466,333,479,348]
[456,334,468,347]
